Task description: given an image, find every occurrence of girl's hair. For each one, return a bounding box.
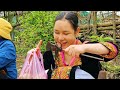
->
[55,11,78,31]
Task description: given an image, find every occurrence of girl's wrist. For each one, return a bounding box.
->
[82,44,88,53]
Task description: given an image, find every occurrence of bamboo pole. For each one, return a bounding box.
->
[98,21,120,27]
[79,21,120,30]
[97,26,120,30]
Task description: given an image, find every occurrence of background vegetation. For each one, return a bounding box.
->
[14,11,60,56]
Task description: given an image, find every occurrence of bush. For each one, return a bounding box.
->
[14,11,60,56]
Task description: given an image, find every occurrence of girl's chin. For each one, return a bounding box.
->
[61,43,70,49]
[62,45,68,49]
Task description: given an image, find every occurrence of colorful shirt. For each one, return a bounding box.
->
[44,39,119,79]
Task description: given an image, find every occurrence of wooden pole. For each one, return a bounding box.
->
[93,11,97,35]
[112,11,117,43]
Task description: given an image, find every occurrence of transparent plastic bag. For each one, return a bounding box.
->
[18,48,47,79]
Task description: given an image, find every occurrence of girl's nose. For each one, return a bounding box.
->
[58,34,64,41]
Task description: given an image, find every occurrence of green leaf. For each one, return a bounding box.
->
[103,37,114,41]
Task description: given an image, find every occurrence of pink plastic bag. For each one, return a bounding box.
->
[18,48,47,79]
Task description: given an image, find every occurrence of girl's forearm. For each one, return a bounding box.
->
[84,43,109,55]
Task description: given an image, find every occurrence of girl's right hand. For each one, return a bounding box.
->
[27,40,43,55]
[36,40,43,50]
[36,40,43,55]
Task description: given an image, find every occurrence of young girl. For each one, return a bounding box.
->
[35,11,119,79]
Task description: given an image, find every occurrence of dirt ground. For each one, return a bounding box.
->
[16,55,25,75]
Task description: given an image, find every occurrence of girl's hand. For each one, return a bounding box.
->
[27,40,43,55]
[63,44,86,57]
[36,40,42,55]
[36,40,43,50]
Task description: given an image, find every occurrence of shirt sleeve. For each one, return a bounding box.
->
[100,42,119,61]
[0,40,16,69]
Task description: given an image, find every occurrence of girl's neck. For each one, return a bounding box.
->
[60,39,78,66]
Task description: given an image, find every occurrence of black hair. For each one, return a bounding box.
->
[55,11,78,31]
[0,36,2,39]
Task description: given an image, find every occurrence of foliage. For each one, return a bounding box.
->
[101,61,120,74]
[14,11,60,56]
[88,34,114,42]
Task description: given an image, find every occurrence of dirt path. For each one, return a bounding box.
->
[16,55,25,75]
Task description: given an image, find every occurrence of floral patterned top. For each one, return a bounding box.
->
[50,40,118,79]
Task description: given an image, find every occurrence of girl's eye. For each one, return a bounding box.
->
[64,33,69,35]
[54,31,59,34]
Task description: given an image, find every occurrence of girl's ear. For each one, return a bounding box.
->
[75,27,80,37]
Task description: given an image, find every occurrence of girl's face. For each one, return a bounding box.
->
[53,20,79,49]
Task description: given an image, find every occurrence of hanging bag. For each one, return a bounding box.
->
[18,48,47,79]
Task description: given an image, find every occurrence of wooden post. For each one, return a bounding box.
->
[87,12,91,32]
[112,11,117,43]
[7,11,15,40]
[93,11,97,35]
[112,11,118,65]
